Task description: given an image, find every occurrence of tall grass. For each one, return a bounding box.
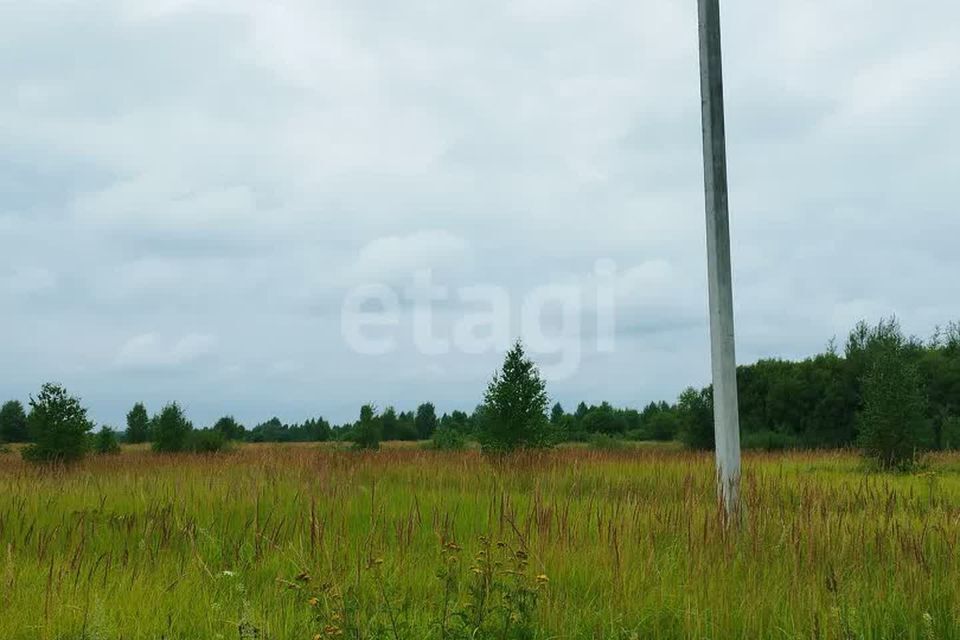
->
[0,445,958,638]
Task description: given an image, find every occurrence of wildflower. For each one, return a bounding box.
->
[536,574,549,585]
[308,597,320,607]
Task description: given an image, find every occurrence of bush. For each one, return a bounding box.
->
[588,433,627,451]
[152,403,193,453]
[427,426,467,451]
[858,348,930,470]
[646,411,680,442]
[212,416,245,441]
[677,387,714,450]
[188,429,229,453]
[581,403,628,436]
[351,405,381,450]
[741,429,800,451]
[93,427,121,454]
[21,383,93,464]
[943,417,960,451]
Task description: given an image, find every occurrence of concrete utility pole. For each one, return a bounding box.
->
[697,0,741,516]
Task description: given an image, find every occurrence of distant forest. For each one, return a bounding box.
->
[2,318,959,452]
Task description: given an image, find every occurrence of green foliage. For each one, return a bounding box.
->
[858,346,930,470]
[152,403,193,453]
[380,406,399,440]
[581,402,627,435]
[943,417,960,451]
[243,416,331,443]
[351,404,382,450]
[415,402,438,440]
[677,387,714,450]
[212,415,246,441]
[440,410,471,435]
[550,402,565,425]
[741,429,800,451]
[94,426,121,455]
[645,409,680,442]
[574,402,589,420]
[588,433,627,451]
[21,383,93,464]
[0,400,29,443]
[478,340,550,453]
[396,411,419,440]
[188,429,229,453]
[125,402,150,444]
[428,426,467,451]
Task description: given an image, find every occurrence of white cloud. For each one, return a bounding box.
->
[346,230,473,285]
[72,176,259,231]
[115,333,218,370]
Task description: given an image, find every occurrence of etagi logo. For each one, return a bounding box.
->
[340,259,618,379]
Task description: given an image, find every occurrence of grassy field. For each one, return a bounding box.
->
[1,444,959,639]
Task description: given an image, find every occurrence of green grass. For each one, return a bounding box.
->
[1,445,958,639]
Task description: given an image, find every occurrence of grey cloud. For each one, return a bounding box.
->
[1,0,958,425]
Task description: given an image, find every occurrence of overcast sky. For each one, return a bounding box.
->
[2,0,958,427]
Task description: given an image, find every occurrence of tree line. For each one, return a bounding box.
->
[2,318,958,468]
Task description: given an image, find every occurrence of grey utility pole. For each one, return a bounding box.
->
[697,0,742,517]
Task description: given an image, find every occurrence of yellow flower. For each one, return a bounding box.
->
[308,597,320,607]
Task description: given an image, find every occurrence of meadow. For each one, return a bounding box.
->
[1,444,959,639]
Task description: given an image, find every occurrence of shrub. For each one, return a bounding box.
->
[677,387,714,450]
[943,417,960,451]
[646,411,680,442]
[427,426,467,451]
[212,415,245,441]
[94,427,121,455]
[588,433,627,451]
[581,403,628,436]
[741,429,800,451]
[188,429,229,453]
[858,347,930,470]
[152,403,193,453]
[351,405,381,450]
[21,383,93,464]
